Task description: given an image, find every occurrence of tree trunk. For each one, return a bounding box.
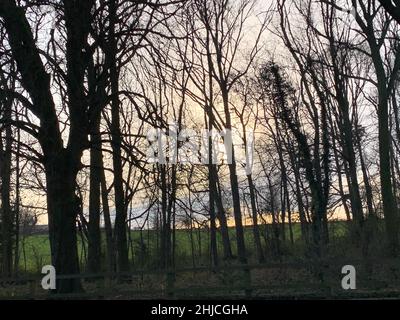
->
[287,141,309,242]
[14,117,21,275]
[45,153,82,293]
[247,174,265,263]
[160,164,169,269]
[100,158,116,273]
[213,173,233,259]
[332,135,351,222]
[208,164,219,266]
[108,0,129,272]
[88,115,102,273]
[374,56,399,254]
[377,85,399,254]
[356,132,375,218]
[0,93,13,277]
[221,89,247,264]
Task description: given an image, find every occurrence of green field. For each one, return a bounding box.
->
[15,220,361,274]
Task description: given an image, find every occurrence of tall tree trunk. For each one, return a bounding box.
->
[332,135,351,222]
[0,93,13,277]
[274,126,289,243]
[374,58,399,254]
[45,153,82,293]
[241,122,264,262]
[14,116,20,275]
[356,131,375,218]
[286,184,294,245]
[221,89,247,264]
[247,174,265,263]
[108,0,129,272]
[213,172,233,259]
[159,164,169,269]
[206,99,219,266]
[287,141,309,242]
[266,174,280,256]
[204,25,232,261]
[167,164,177,268]
[208,161,219,266]
[100,164,115,273]
[87,115,102,273]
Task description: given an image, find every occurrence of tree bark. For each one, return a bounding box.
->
[88,115,102,273]
[247,174,265,263]
[45,153,82,293]
[0,90,13,277]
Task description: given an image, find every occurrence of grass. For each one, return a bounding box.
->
[15,220,355,274]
